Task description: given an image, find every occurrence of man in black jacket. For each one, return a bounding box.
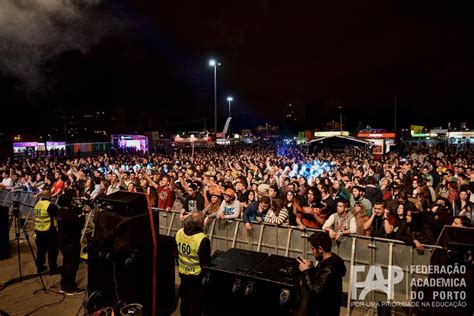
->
[296,232,346,316]
[57,194,85,295]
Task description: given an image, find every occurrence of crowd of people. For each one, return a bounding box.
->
[1,142,473,251]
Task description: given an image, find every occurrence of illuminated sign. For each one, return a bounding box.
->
[411,133,437,138]
[13,142,38,147]
[357,133,395,138]
[314,131,349,137]
[447,131,474,138]
[13,142,46,153]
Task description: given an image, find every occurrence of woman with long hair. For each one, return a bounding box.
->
[453,189,473,224]
[264,198,288,225]
[447,181,459,204]
[379,178,391,201]
[295,187,326,230]
[283,190,301,226]
[353,202,370,236]
[241,190,256,209]
[392,204,412,244]
[203,188,223,226]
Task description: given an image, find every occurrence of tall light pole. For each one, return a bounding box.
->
[226,96,233,117]
[209,59,220,133]
[338,106,343,132]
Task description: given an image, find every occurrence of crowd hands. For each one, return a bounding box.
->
[1,143,473,250]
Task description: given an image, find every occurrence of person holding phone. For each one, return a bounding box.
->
[295,232,346,316]
[363,200,394,238]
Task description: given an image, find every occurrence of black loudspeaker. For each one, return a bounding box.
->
[98,191,148,216]
[93,211,159,250]
[203,249,300,316]
[247,254,300,312]
[88,207,175,316]
[202,249,267,316]
[0,206,10,259]
[437,225,474,258]
[87,235,176,316]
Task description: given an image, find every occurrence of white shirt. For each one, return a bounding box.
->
[1,177,13,188]
[323,212,357,234]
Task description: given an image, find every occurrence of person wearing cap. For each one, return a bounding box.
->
[179,183,205,222]
[33,190,59,275]
[216,188,241,220]
[202,187,223,226]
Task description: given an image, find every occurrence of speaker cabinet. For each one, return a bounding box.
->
[0,206,10,259]
[202,249,300,316]
[88,206,174,316]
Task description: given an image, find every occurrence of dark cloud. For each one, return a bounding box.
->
[0,0,117,90]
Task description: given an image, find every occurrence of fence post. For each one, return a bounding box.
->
[231,221,240,248]
[285,227,292,257]
[256,224,265,252]
[166,212,176,236]
[346,236,357,316]
[387,242,394,303]
[208,218,216,241]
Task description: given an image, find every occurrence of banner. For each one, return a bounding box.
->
[411,125,424,134]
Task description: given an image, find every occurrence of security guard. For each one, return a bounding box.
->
[175,211,210,316]
[34,190,59,275]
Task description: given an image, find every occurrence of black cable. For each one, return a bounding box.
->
[23,292,66,316]
[112,261,120,303]
[75,289,90,316]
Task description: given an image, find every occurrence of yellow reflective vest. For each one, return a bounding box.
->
[175,228,207,276]
[34,200,57,232]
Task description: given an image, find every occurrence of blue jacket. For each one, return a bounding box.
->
[243,201,266,223]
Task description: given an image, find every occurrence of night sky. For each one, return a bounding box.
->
[1,0,473,135]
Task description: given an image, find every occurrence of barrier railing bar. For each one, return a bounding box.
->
[256,224,265,252]
[247,230,253,251]
[231,221,240,248]
[388,242,394,304]
[208,218,216,242]
[347,236,357,316]
[285,227,292,257]
[166,213,176,236]
[273,225,279,254]
[19,192,29,214]
[370,240,375,310]
[0,194,438,305]
[3,191,11,207]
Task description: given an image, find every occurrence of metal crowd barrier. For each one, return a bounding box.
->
[0,191,436,314]
[156,209,436,314]
[0,190,42,233]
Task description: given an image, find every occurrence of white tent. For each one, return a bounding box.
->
[307,135,374,146]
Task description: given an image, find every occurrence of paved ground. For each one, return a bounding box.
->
[0,229,367,316]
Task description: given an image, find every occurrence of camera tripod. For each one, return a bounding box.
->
[3,201,47,291]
